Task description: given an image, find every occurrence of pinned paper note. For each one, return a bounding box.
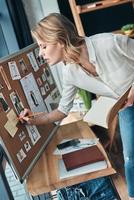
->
[4,120,18,137]
[16,149,26,163]
[0,66,11,90]
[7,109,18,126]
[4,109,19,137]
[26,125,41,145]
[8,61,21,80]
[27,52,39,72]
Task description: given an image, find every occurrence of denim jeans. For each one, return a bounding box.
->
[32,193,52,200]
[119,105,134,197]
[57,177,119,200]
[0,145,4,163]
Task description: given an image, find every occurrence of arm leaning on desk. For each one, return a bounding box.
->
[26,113,116,196]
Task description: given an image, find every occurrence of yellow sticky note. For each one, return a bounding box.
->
[7,109,18,125]
[4,120,18,137]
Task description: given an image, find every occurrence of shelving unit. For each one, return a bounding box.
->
[114,29,134,37]
[68,0,134,36]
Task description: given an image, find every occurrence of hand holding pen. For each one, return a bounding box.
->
[19,108,45,125]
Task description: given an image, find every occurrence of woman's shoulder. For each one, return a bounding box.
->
[86,32,129,44]
[85,33,120,51]
[86,32,114,41]
[94,32,113,37]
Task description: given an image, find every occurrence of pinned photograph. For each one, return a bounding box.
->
[10,91,24,115]
[26,125,41,145]
[51,88,61,101]
[19,59,28,75]
[51,90,58,100]
[44,67,54,85]
[16,149,26,163]
[18,131,26,141]
[27,52,39,72]
[41,73,46,82]
[24,141,31,152]
[37,77,43,86]
[40,87,46,96]
[0,93,10,112]
[44,82,50,92]
[8,61,21,80]
[34,47,45,66]
[44,94,58,112]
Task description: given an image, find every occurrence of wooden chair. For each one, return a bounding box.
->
[84,89,130,151]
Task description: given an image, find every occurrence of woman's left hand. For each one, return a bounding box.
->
[124,86,134,108]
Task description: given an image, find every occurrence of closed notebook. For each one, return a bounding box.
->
[62,145,105,171]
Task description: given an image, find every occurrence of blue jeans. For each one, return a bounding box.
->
[57,177,119,200]
[0,145,4,163]
[32,193,52,200]
[119,105,134,197]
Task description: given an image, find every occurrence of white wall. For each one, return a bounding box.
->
[22,0,63,93]
[40,0,60,17]
[22,0,60,29]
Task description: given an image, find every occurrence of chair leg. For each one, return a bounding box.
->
[108,116,118,152]
[109,176,121,200]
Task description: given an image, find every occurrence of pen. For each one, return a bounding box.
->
[18,112,44,121]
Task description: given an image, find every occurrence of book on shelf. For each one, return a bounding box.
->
[62,145,105,171]
[83,88,130,128]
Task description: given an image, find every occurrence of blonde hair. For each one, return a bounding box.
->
[31,13,84,63]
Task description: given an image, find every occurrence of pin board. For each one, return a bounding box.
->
[0,43,61,182]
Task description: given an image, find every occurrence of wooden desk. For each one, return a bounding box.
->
[26,113,116,196]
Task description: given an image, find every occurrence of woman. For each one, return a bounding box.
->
[20,13,134,199]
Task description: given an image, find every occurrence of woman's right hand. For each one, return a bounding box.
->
[19,108,35,125]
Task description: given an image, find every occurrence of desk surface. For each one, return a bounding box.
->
[26,113,116,196]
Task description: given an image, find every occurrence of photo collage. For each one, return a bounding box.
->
[0,45,61,164]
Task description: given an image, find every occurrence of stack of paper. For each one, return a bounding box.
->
[59,159,107,179]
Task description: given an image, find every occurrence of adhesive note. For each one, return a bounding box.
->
[7,109,18,126]
[4,120,18,137]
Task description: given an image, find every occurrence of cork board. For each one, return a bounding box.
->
[0,43,61,182]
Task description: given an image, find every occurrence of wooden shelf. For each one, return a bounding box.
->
[76,0,132,14]
[69,0,134,36]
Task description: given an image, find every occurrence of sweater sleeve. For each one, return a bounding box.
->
[114,34,134,62]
